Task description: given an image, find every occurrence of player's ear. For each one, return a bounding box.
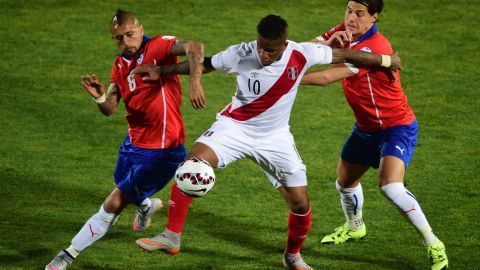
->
[139,24,144,35]
[371,13,378,23]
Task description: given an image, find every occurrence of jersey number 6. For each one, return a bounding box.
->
[127,74,137,91]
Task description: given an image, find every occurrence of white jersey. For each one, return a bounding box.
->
[211,40,333,134]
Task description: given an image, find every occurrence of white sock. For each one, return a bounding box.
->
[380,182,439,244]
[137,198,152,213]
[337,181,364,230]
[65,245,80,259]
[71,205,119,252]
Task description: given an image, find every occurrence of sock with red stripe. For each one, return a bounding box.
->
[380,182,439,244]
[71,205,118,252]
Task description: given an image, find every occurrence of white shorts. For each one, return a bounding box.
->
[196,116,307,188]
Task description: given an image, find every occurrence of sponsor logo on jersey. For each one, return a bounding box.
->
[287,66,298,80]
[137,54,144,65]
[162,35,176,40]
[250,72,259,78]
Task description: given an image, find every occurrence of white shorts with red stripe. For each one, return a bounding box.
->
[195,116,307,188]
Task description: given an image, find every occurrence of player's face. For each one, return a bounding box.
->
[111,20,144,57]
[344,1,378,40]
[256,35,288,66]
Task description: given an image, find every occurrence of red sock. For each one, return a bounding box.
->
[285,207,312,254]
[166,183,193,234]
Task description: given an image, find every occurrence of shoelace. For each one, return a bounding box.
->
[429,247,445,261]
[138,206,151,218]
[54,253,72,265]
[334,226,347,238]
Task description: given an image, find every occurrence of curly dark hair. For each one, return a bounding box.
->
[256,14,288,40]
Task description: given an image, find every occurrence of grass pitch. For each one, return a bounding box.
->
[0,0,479,269]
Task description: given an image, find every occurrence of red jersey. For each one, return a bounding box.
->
[321,23,415,132]
[110,35,185,149]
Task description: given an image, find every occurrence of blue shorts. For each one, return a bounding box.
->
[341,120,418,169]
[114,136,186,206]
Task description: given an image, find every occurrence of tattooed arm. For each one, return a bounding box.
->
[131,39,214,109]
[97,83,121,116]
[332,49,401,70]
[131,57,214,78]
[81,74,120,116]
[170,40,204,78]
[170,39,206,109]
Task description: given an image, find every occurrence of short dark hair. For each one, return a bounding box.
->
[256,14,288,40]
[350,0,384,15]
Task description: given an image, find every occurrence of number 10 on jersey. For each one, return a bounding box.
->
[248,79,260,95]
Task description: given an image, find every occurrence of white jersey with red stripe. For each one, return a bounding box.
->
[211,40,332,134]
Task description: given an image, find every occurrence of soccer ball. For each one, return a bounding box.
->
[175,158,215,197]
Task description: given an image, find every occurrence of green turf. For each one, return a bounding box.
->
[1,0,479,269]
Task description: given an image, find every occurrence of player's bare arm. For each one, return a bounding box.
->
[131,57,215,79]
[81,74,119,116]
[170,39,204,76]
[302,64,355,86]
[310,31,352,48]
[332,49,402,70]
[170,39,206,109]
[325,31,352,48]
[98,83,120,116]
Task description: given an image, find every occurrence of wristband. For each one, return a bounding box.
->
[381,55,391,68]
[94,93,106,104]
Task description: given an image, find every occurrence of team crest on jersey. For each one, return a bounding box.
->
[360,47,372,53]
[136,54,144,65]
[287,66,298,80]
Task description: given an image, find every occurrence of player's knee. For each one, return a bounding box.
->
[380,182,405,202]
[336,180,346,191]
[336,171,362,187]
[187,143,218,168]
[378,178,403,189]
[288,199,310,215]
[103,190,130,214]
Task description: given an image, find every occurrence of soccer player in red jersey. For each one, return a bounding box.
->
[132,14,401,270]
[302,1,448,269]
[45,9,205,270]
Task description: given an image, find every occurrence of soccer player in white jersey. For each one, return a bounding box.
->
[132,14,400,270]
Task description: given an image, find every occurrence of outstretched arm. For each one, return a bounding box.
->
[301,64,355,86]
[332,49,401,70]
[132,57,215,78]
[132,39,210,109]
[169,39,206,109]
[132,56,215,75]
[81,74,120,116]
